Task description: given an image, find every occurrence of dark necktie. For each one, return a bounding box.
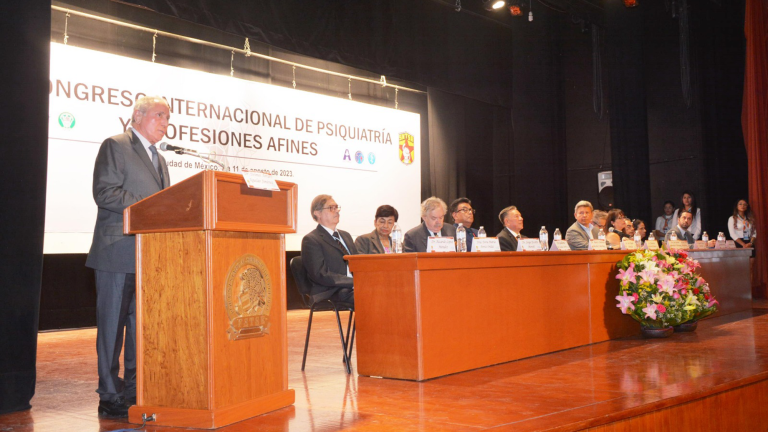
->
[149,145,164,184]
[333,231,350,254]
[684,231,693,244]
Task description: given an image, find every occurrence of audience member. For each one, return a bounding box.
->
[450,198,479,252]
[632,219,647,243]
[497,206,524,251]
[592,210,608,232]
[655,200,676,234]
[301,194,357,304]
[670,191,702,240]
[355,205,399,254]
[404,197,457,252]
[566,201,600,250]
[727,199,755,248]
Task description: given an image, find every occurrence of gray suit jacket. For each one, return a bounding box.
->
[565,221,600,251]
[86,130,170,273]
[403,222,457,253]
[497,228,520,252]
[301,224,358,302]
[354,229,391,254]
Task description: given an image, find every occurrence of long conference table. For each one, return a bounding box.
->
[346,248,752,381]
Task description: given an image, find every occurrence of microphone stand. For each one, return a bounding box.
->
[167,147,226,170]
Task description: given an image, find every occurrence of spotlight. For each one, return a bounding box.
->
[509,5,523,16]
[482,0,506,11]
[623,0,638,7]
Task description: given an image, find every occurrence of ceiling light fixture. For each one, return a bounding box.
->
[482,0,507,11]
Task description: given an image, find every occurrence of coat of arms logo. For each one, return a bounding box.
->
[224,254,272,340]
[399,132,415,165]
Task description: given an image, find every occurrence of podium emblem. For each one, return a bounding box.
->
[224,254,273,340]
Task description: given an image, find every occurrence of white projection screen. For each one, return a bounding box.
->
[45,43,421,253]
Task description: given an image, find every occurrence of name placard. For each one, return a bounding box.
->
[588,239,607,251]
[726,240,736,248]
[693,240,708,250]
[550,239,571,251]
[645,240,659,251]
[242,171,280,191]
[517,238,544,252]
[714,240,727,249]
[666,240,690,251]
[621,239,639,251]
[427,237,455,253]
[471,237,501,252]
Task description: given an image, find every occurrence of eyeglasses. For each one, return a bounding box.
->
[456,208,476,214]
[323,205,341,212]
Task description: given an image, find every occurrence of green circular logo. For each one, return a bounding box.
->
[58,112,75,129]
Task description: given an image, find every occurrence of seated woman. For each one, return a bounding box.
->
[354,205,399,254]
[727,199,755,248]
[632,219,647,246]
[655,200,676,235]
[670,191,702,240]
[605,209,629,239]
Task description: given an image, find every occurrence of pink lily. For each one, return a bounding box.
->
[615,293,636,314]
[642,303,658,320]
[638,269,656,285]
[616,263,637,284]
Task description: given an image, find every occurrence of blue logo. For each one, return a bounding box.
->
[368,152,376,164]
[355,151,364,164]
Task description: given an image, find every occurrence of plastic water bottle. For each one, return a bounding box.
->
[539,226,549,251]
[670,230,678,241]
[598,228,606,241]
[634,231,641,246]
[717,232,726,242]
[457,223,467,252]
[702,231,709,244]
[478,226,487,238]
[392,223,402,253]
[648,232,656,242]
[553,228,562,241]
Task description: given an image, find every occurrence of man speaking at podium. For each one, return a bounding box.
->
[85,96,171,418]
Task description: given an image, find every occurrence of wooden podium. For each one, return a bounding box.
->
[124,171,296,428]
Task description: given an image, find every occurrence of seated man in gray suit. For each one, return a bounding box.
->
[86,96,172,418]
[664,209,696,247]
[565,200,601,250]
[497,206,525,251]
[404,196,457,252]
[301,194,357,304]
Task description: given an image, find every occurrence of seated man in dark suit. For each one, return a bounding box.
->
[301,194,357,304]
[497,206,525,251]
[450,197,479,251]
[404,196,457,252]
[565,200,601,250]
[664,209,699,248]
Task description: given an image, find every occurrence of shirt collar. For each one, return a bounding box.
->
[320,224,337,237]
[578,222,593,232]
[505,227,520,237]
[131,127,154,155]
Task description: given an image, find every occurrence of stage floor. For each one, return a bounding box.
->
[2,302,768,431]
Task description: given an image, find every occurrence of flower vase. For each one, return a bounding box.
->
[673,320,698,332]
[641,326,674,338]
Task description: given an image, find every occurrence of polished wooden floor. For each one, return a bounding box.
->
[3,302,768,431]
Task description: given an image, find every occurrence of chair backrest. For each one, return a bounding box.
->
[289,256,313,308]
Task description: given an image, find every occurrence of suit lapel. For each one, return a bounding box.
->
[318,225,345,255]
[372,231,385,254]
[129,130,163,189]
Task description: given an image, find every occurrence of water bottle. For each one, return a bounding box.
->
[598,228,606,240]
[478,226,487,238]
[634,231,641,246]
[553,228,562,242]
[392,223,402,253]
[648,232,656,242]
[702,231,709,244]
[539,226,549,251]
[717,232,726,242]
[670,230,678,241]
[456,223,467,252]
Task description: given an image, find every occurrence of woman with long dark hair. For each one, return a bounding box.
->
[727,199,755,248]
[671,191,702,240]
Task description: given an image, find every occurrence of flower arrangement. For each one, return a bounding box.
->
[615,249,718,329]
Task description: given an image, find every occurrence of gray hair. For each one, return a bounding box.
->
[498,206,518,224]
[574,200,594,213]
[420,196,447,218]
[592,210,607,223]
[132,96,169,123]
[310,194,333,221]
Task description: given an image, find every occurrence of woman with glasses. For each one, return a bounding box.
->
[605,209,629,239]
[355,205,399,254]
[727,199,756,248]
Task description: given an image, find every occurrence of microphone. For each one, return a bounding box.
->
[159,142,197,154]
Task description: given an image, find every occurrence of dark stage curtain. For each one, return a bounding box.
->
[0,0,49,414]
[742,0,768,297]
[427,89,513,234]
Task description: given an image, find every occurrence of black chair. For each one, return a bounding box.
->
[290,256,355,374]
